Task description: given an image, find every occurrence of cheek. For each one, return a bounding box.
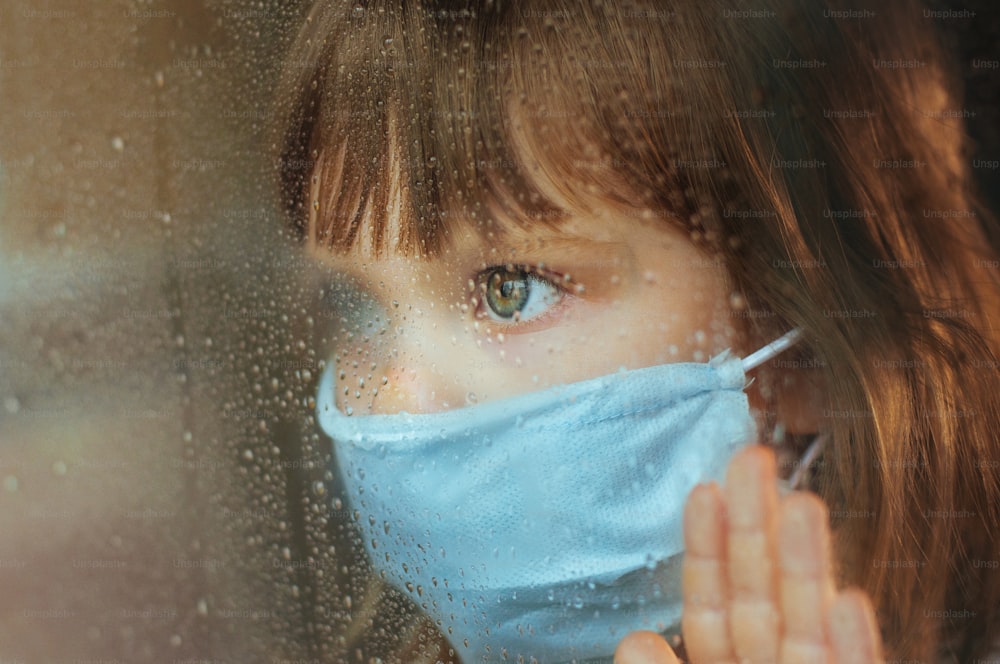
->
[624,254,738,367]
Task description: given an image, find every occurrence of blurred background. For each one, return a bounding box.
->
[0,0,996,662]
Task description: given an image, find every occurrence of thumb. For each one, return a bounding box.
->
[614,630,681,664]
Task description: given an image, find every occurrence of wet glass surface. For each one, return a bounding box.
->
[2,2,998,663]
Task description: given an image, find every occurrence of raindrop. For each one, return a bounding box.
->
[352,4,365,18]
[311,481,326,497]
[729,292,747,311]
[242,449,254,461]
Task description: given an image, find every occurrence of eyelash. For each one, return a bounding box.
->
[470,264,572,326]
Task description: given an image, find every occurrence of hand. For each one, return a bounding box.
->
[614,445,884,664]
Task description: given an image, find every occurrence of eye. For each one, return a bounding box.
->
[475,266,565,323]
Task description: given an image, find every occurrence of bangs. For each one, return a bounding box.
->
[278,0,717,257]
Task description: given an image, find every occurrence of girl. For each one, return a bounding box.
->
[274,0,1000,662]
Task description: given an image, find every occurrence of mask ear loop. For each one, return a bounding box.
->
[738,328,827,491]
[741,328,804,373]
[783,431,828,491]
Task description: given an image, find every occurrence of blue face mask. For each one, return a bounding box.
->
[317,330,806,663]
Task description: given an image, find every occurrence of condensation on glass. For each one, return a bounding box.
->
[0,1,427,661]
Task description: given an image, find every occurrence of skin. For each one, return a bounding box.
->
[310,192,881,662]
[312,202,744,416]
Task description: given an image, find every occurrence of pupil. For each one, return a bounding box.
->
[487,269,530,318]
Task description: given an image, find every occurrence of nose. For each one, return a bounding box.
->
[333,325,468,416]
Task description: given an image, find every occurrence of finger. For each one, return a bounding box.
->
[828,588,884,664]
[725,445,781,663]
[777,492,835,664]
[614,630,681,664]
[682,482,737,663]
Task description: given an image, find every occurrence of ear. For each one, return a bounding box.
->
[745,351,828,437]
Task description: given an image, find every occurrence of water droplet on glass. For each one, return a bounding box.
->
[52,460,67,476]
[111,136,124,152]
[571,595,584,609]
[3,397,20,414]
[311,481,326,497]
[352,4,365,18]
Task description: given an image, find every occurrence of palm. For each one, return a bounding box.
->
[616,446,884,664]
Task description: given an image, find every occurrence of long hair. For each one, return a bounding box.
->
[273,1,1000,661]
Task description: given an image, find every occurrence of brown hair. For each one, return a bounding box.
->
[274,0,1000,661]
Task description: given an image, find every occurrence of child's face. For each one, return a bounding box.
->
[311,200,741,416]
